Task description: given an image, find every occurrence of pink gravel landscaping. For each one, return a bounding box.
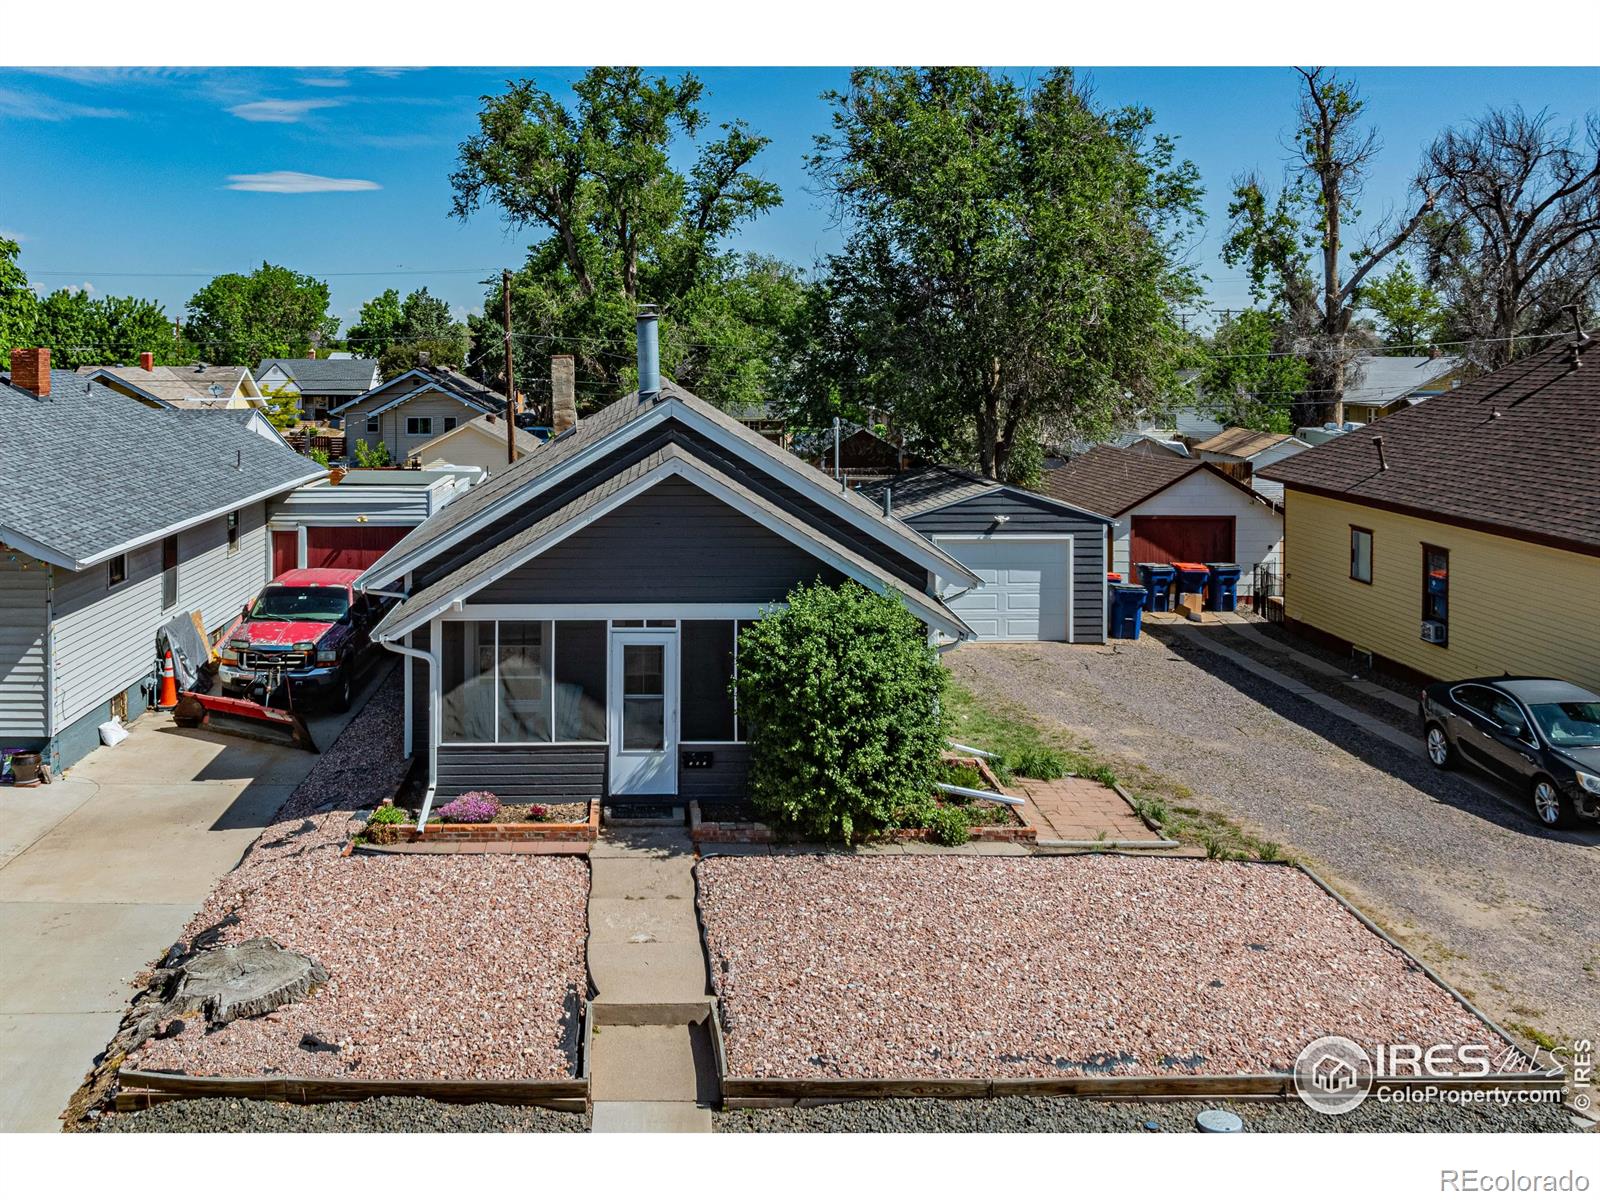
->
[696,854,1517,1082]
[126,677,590,1083]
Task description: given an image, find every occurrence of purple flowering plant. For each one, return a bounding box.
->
[437,791,501,823]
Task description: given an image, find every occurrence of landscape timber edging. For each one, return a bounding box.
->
[364,800,600,847]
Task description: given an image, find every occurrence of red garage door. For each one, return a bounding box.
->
[305,525,409,571]
[271,530,299,577]
[1130,515,1235,566]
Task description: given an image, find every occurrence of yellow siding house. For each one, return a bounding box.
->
[1262,340,1600,694]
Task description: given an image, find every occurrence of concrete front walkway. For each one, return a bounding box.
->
[0,677,379,1132]
[586,830,718,1133]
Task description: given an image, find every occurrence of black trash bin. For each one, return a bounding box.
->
[1109,584,1148,639]
[1205,562,1243,612]
[1136,563,1177,612]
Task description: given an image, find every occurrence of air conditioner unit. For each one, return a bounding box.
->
[1421,620,1447,644]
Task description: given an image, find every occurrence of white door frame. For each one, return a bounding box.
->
[607,628,679,795]
[932,533,1074,643]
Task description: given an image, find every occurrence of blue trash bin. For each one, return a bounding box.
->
[1136,563,1177,612]
[1205,562,1243,612]
[1110,584,1148,639]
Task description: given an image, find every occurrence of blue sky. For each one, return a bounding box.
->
[3,66,1596,332]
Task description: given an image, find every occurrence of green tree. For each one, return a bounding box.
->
[0,237,39,356]
[791,67,1202,482]
[1197,309,1307,432]
[258,385,303,430]
[185,262,338,363]
[377,287,471,377]
[450,67,783,412]
[1223,68,1436,427]
[346,288,404,359]
[734,582,949,843]
[29,289,99,366]
[1360,260,1446,352]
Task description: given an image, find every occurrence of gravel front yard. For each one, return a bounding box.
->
[698,855,1511,1082]
[121,676,591,1083]
[951,639,1600,1044]
[96,1096,586,1133]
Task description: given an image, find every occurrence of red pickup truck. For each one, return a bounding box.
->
[216,568,387,712]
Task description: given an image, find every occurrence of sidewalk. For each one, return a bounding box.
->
[1017,776,1171,847]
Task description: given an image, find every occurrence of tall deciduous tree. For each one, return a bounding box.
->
[1360,260,1447,352]
[346,288,404,358]
[792,67,1201,482]
[1224,68,1436,427]
[449,67,784,410]
[1198,309,1308,433]
[185,262,338,363]
[0,237,39,355]
[1419,106,1600,368]
[27,288,182,369]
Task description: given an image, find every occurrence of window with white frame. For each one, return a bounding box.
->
[406,416,434,436]
[441,620,607,744]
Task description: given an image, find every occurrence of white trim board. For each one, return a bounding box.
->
[357,396,981,593]
[380,456,970,641]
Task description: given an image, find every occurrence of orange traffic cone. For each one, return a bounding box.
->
[157,648,179,709]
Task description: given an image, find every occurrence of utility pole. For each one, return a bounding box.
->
[501,268,517,465]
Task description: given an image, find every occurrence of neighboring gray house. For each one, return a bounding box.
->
[1,350,324,770]
[1335,353,1464,425]
[330,368,506,465]
[256,356,381,422]
[859,466,1112,643]
[355,318,978,821]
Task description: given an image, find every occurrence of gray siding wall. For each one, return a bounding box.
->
[677,743,750,801]
[407,624,430,756]
[909,492,1109,643]
[474,476,846,605]
[0,556,49,737]
[342,389,481,465]
[436,744,605,804]
[51,502,270,728]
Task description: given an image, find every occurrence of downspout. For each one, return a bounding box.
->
[379,632,438,831]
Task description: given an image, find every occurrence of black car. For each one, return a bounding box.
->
[1420,677,1600,828]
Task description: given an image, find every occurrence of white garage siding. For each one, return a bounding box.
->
[1109,471,1283,580]
[935,535,1072,641]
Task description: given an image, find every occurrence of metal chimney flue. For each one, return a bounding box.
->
[636,305,660,403]
[1372,435,1388,472]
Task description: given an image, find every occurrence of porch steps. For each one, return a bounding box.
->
[586,830,719,1132]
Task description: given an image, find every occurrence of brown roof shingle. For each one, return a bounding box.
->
[1259,342,1600,554]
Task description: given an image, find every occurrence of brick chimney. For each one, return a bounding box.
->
[551,354,577,433]
[139,351,155,372]
[10,348,50,397]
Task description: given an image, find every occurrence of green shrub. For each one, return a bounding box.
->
[1012,747,1069,780]
[925,805,971,847]
[309,447,331,467]
[735,581,949,842]
[938,761,987,792]
[368,803,409,826]
[353,439,391,468]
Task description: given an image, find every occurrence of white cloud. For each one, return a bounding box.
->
[0,86,126,121]
[225,171,381,194]
[227,98,344,123]
[298,77,352,89]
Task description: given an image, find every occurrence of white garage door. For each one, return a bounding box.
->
[937,536,1071,641]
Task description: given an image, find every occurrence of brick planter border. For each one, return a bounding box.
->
[365,799,600,847]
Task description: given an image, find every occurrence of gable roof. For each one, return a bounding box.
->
[371,442,973,642]
[1260,342,1598,555]
[1192,428,1304,460]
[329,367,506,416]
[858,464,1113,523]
[412,410,540,459]
[357,380,981,594]
[256,357,379,395]
[1340,353,1464,407]
[78,363,257,407]
[1041,445,1278,516]
[0,372,324,569]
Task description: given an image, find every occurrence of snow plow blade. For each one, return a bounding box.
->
[172,691,318,753]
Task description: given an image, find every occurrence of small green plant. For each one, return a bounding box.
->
[368,803,408,826]
[938,761,987,792]
[352,438,392,468]
[925,804,972,847]
[1200,830,1233,860]
[1133,797,1168,828]
[983,750,1015,784]
[1257,841,1283,862]
[1011,747,1069,780]
[309,446,331,467]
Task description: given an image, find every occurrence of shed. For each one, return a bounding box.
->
[860,466,1112,643]
[1191,427,1312,503]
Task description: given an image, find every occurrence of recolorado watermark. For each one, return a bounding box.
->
[1291,1035,1579,1116]
[1440,1169,1590,1193]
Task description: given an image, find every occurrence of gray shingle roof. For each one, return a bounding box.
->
[0,372,324,568]
[861,464,1115,522]
[257,357,379,395]
[1340,353,1464,406]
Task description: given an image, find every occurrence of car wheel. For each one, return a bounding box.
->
[332,672,352,713]
[1424,722,1453,770]
[1530,777,1573,830]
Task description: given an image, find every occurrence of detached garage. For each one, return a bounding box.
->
[861,466,1112,643]
[1042,445,1283,586]
[266,467,477,575]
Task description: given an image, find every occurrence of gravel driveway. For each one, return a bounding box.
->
[950,639,1600,1044]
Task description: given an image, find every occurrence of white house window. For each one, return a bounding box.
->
[496,621,551,742]
[1350,527,1373,584]
[366,415,380,433]
[107,553,128,589]
[406,416,434,436]
[442,620,607,744]
[226,510,240,556]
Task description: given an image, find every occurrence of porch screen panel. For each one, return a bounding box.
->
[441,620,496,742]
[681,621,736,741]
[497,621,552,742]
[554,621,607,741]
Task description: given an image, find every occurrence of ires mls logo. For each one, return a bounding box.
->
[1294,1036,1374,1114]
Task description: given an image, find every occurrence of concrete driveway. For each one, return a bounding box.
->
[0,667,388,1132]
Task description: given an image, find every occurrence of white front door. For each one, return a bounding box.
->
[608,630,678,795]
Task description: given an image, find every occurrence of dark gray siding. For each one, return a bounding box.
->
[908,492,1109,643]
[474,476,846,605]
[437,744,606,804]
[407,624,430,755]
[677,743,750,801]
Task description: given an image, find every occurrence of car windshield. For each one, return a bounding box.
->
[249,586,349,623]
[1528,701,1600,748]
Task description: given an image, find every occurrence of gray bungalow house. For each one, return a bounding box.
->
[1,350,325,769]
[330,367,507,466]
[356,316,978,822]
